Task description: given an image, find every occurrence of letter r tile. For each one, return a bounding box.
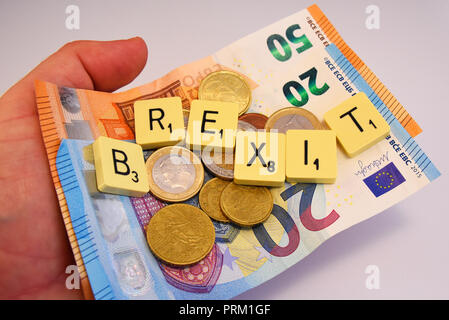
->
[134,97,185,149]
[324,92,390,157]
[93,136,149,197]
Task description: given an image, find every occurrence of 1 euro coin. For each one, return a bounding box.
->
[265,107,322,133]
[146,146,204,202]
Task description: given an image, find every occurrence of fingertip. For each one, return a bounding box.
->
[124,36,148,64]
[128,36,148,54]
[75,37,149,92]
[125,36,149,74]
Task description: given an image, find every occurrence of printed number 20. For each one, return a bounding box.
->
[267,24,313,62]
[284,67,329,107]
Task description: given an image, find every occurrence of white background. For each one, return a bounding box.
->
[0,0,447,299]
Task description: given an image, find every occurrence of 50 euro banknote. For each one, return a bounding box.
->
[35,4,439,299]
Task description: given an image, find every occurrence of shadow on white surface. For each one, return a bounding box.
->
[235,205,405,299]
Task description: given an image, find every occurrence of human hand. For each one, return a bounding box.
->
[0,38,148,299]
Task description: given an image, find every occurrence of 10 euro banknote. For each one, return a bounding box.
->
[35,4,440,299]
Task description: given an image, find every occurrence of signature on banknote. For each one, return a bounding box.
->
[354,151,390,178]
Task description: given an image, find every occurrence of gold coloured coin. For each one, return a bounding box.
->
[198,70,252,115]
[199,178,231,222]
[146,204,215,266]
[220,182,273,227]
[265,107,322,133]
[146,146,204,202]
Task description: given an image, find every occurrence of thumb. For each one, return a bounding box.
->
[30,37,148,92]
[1,37,148,120]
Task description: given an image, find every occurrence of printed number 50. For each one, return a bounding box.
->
[267,24,313,62]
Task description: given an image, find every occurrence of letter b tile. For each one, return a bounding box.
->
[324,92,390,157]
[93,136,149,197]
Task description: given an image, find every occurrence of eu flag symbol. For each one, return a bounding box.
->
[363,162,406,197]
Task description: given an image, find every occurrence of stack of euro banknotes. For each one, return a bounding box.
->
[35,4,440,299]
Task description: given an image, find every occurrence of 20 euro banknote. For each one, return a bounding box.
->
[35,4,439,299]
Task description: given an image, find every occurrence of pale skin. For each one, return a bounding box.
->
[0,37,148,299]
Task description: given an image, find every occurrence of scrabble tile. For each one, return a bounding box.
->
[134,97,185,149]
[186,99,239,152]
[234,131,285,187]
[324,92,390,157]
[286,130,337,184]
[93,136,149,197]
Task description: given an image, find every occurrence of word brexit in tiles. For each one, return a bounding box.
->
[91,92,390,196]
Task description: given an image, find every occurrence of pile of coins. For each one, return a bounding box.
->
[145,70,321,266]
